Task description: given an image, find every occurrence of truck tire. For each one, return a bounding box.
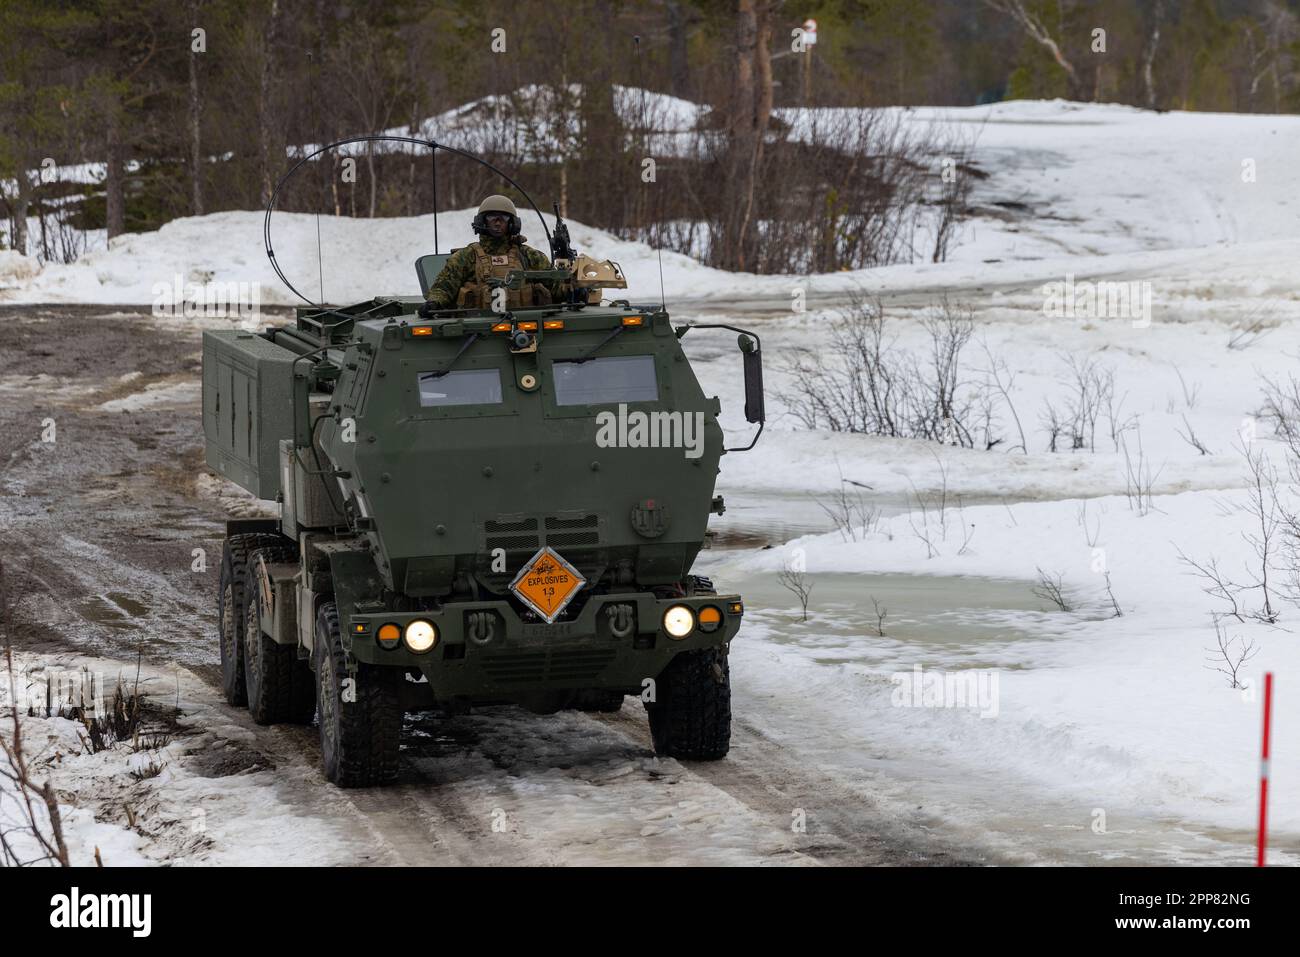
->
[218,533,282,707]
[314,601,402,787]
[243,546,316,726]
[646,647,732,761]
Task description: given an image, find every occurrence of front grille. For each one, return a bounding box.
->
[545,515,598,531]
[485,518,540,552]
[487,535,540,550]
[478,514,605,595]
[487,518,539,534]
[546,531,599,547]
[481,648,616,686]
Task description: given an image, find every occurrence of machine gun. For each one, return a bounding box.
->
[549,202,628,306]
[550,202,577,269]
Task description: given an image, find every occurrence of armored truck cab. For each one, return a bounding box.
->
[204,291,763,787]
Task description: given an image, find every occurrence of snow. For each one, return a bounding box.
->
[5,96,1300,863]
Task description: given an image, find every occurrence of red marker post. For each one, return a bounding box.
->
[1257,672,1274,867]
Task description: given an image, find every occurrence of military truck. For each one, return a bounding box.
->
[205,159,763,787]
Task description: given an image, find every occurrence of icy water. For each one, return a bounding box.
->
[697,538,1291,865]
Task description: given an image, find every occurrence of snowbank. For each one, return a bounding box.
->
[4,99,1298,308]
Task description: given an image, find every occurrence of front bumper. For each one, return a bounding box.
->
[342,592,742,698]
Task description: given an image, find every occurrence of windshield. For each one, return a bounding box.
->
[417,368,502,407]
[552,355,658,406]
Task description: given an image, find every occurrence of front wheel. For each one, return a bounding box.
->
[314,601,403,787]
[645,647,731,761]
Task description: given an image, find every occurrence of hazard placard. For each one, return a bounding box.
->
[509,547,587,624]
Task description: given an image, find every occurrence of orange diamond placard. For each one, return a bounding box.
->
[509,547,587,623]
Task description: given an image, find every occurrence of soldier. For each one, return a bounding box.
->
[424,194,562,310]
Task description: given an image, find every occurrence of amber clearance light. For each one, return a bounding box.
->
[621,316,644,327]
[377,623,401,649]
[543,319,564,330]
[698,605,723,633]
[411,326,433,336]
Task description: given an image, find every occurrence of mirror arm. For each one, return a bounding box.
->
[681,322,765,452]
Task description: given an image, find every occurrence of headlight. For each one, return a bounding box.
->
[663,605,695,639]
[404,620,438,652]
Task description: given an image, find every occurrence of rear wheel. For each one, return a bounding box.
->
[217,533,282,707]
[243,546,315,725]
[314,601,402,787]
[646,647,732,761]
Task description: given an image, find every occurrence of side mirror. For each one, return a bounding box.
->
[674,322,764,451]
[738,334,765,425]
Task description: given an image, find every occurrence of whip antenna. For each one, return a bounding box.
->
[632,35,665,312]
[307,50,325,302]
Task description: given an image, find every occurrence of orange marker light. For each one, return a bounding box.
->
[411,326,433,336]
[622,316,644,326]
[543,319,564,330]
[698,605,723,633]
[517,321,538,331]
[491,322,512,333]
[353,623,366,633]
[377,623,401,649]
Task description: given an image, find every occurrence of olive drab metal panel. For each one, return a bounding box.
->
[202,331,298,500]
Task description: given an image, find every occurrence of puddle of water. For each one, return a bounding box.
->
[107,592,151,618]
[707,487,1034,549]
[698,569,1049,671]
[75,597,132,629]
[75,593,150,628]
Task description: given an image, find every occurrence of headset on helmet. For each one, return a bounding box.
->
[472,194,521,237]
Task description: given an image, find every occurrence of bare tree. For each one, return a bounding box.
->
[781,296,984,446]
[777,559,813,621]
[188,0,204,216]
[1032,567,1072,612]
[1176,548,1245,623]
[1240,443,1281,623]
[981,0,1085,100]
[1141,0,1166,109]
[0,559,70,867]
[1175,414,1212,456]
[814,462,878,542]
[871,596,887,637]
[1104,571,1122,617]
[979,339,1026,453]
[718,0,775,271]
[1205,617,1258,690]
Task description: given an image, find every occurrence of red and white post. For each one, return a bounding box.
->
[1257,672,1274,867]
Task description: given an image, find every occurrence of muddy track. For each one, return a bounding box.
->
[0,306,987,866]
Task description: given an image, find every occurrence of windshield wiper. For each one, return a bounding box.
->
[571,324,624,364]
[420,332,482,380]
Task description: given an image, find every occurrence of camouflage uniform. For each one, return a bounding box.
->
[424,234,561,309]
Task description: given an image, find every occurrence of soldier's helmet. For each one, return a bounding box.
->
[472,194,521,237]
